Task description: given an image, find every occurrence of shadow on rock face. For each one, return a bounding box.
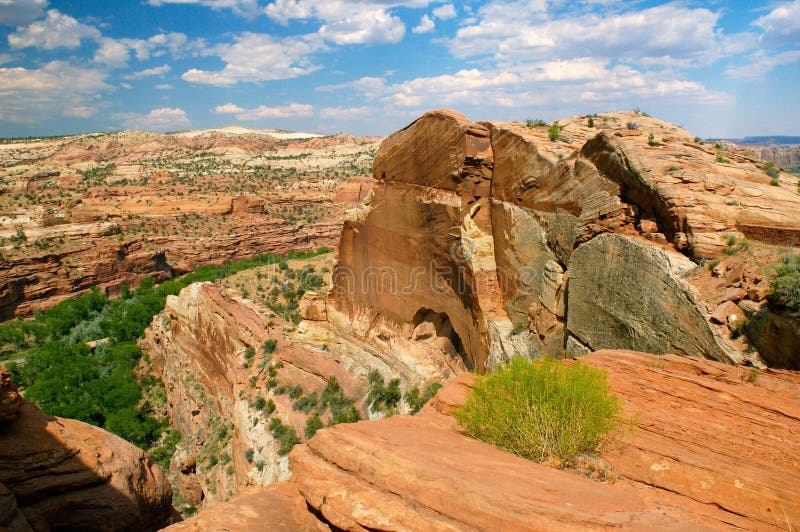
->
[0,367,174,532]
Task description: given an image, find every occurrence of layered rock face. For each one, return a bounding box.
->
[332,110,800,369]
[0,237,173,320]
[332,111,514,371]
[0,367,173,531]
[754,144,800,172]
[170,350,799,530]
[140,281,457,508]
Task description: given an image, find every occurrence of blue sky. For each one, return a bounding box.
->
[0,0,798,138]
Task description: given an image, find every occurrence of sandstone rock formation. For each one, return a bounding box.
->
[753,144,800,172]
[171,350,799,530]
[0,236,173,320]
[139,281,456,508]
[331,110,800,369]
[0,367,173,531]
[163,484,328,532]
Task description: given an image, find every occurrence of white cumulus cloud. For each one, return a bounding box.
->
[432,4,456,20]
[183,32,321,86]
[63,105,97,118]
[0,61,111,123]
[126,64,171,80]
[319,9,405,44]
[448,2,724,66]
[118,107,190,131]
[725,50,800,80]
[754,0,800,46]
[0,0,47,26]
[413,14,435,34]
[94,38,131,67]
[8,9,101,50]
[214,102,314,120]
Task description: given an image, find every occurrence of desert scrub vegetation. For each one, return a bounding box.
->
[768,253,800,315]
[547,122,563,141]
[79,163,116,186]
[455,357,620,464]
[405,382,443,414]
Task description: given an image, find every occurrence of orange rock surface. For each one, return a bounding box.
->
[169,350,799,530]
[163,484,328,532]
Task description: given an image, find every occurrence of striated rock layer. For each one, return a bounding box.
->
[331,110,800,369]
[171,350,799,530]
[0,367,173,531]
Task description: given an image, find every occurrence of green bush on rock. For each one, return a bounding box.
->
[455,357,620,464]
[768,254,800,314]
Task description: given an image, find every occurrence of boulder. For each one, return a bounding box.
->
[566,234,738,362]
[711,300,744,325]
[332,109,800,369]
[299,291,328,321]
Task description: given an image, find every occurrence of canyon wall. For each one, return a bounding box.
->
[0,129,379,318]
[139,282,460,509]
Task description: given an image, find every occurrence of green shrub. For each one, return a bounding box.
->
[768,254,800,314]
[268,417,300,455]
[406,382,443,414]
[293,392,318,413]
[455,357,620,464]
[547,122,563,141]
[319,376,361,424]
[525,118,546,127]
[304,413,324,439]
[262,339,277,355]
[366,370,401,413]
[587,117,594,128]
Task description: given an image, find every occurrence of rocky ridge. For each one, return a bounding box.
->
[139,280,457,509]
[137,110,800,527]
